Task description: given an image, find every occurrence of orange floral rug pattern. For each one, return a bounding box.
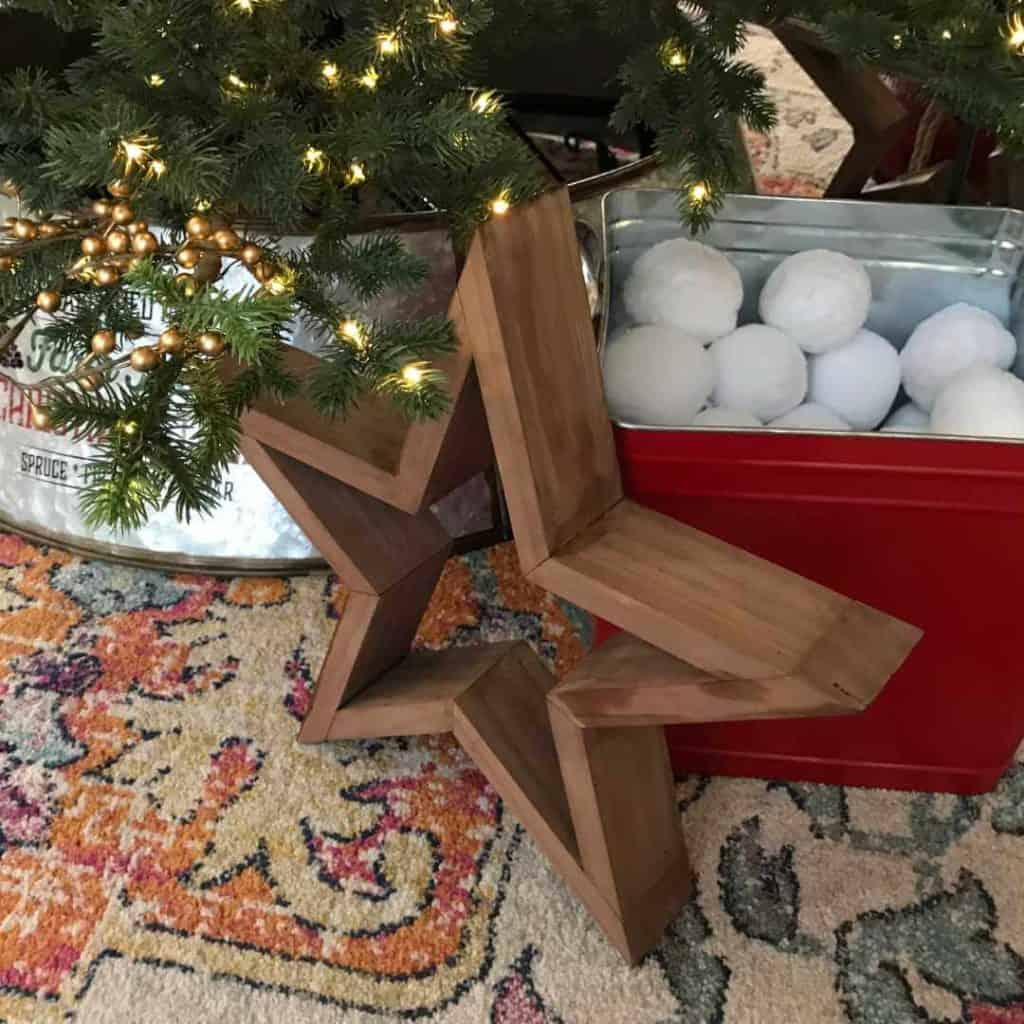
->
[0,534,594,1022]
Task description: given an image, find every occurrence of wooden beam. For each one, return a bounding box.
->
[298,548,451,743]
[238,291,490,515]
[452,643,688,963]
[550,632,858,728]
[325,643,519,740]
[772,20,915,199]
[530,498,922,686]
[454,645,580,862]
[458,190,623,574]
[547,698,691,960]
[240,438,450,594]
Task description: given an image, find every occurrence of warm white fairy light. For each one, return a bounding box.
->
[489,194,510,216]
[225,72,249,91]
[430,11,458,35]
[321,61,340,84]
[148,158,167,179]
[339,319,366,348]
[661,42,687,70]
[303,146,326,173]
[377,32,399,57]
[892,32,904,48]
[346,161,366,185]
[1008,13,1024,51]
[120,136,156,171]
[146,73,166,87]
[194,197,213,212]
[232,0,254,13]
[358,66,380,90]
[401,363,424,387]
[472,90,499,115]
[689,182,709,204]
[118,419,139,436]
[941,28,953,40]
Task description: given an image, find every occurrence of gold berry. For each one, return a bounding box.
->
[92,199,112,218]
[239,243,262,266]
[111,203,135,225]
[252,261,275,283]
[130,345,160,372]
[14,219,38,241]
[177,245,201,268]
[79,371,102,392]
[106,229,130,253]
[30,405,52,431]
[81,235,106,257]
[197,330,226,357]
[174,273,198,298]
[186,215,213,239]
[96,265,120,286]
[127,220,149,236]
[37,221,63,238]
[91,329,117,355]
[108,179,132,198]
[0,256,14,273]
[36,290,60,313]
[132,231,159,255]
[212,228,240,252]
[158,326,187,353]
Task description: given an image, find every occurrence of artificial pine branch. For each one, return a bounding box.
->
[5,0,1024,530]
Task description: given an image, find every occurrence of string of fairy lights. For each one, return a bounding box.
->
[0,2,521,428]
[653,6,1024,215]
[8,1,1024,432]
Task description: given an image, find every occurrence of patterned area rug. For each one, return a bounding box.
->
[4,32,1024,1024]
[2,533,1024,1024]
[740,27,852,196]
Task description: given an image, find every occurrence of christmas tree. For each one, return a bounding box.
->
[2,0,1023,531]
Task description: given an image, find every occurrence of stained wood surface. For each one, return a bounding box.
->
[798,599,922,709]
[551,632,856,728]
[298,548,450,743]
[240,291,488,514]
[240,347,408,484]
[548,699,691,949]
[418,366,495,509]
[451,642,672,962]
[240,438,450,594]
[773,20,915,199]
[326,643,518,739]
[531,497,859,680]
[454,644,580,860]
[236,186,925,967]
[460,189,622,573]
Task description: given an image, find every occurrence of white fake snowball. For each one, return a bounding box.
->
[691,407,763,428]
[769,403,852,431]
[931,367,1024,439]
[758,249,872,354]
[711,324,807,420]
[881,402,931,434]
[900,303,1017,411]
[603,325,714,426]
[807,328,901,430]
[623,238,743,344]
